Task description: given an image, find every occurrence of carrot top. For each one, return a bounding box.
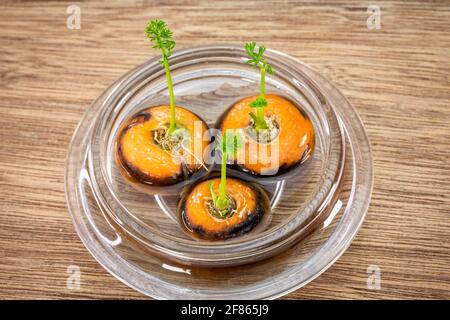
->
[145,19,177,134]
[209,131,243,216]
[244,41,275,131]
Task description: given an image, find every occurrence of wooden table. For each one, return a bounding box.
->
[1,0,449,299]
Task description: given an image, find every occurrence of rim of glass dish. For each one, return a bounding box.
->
[65,44,373,298]
[84,45,345,265]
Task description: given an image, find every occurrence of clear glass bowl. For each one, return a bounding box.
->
[65,45,373,299]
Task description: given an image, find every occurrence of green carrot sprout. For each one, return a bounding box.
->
[245,41,275,131]
[210,131,243,213]
[145,19,177,134]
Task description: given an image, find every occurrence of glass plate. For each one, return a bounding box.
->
[65,45,373,299]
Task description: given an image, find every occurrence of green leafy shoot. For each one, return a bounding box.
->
[244,41,275,131]
[249,96,268,129]
[210,131,243,211]
[145,19,177,134]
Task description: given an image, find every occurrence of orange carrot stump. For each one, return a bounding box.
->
[217,42,315,177]
[178,132,271,240]
[116,106,209,186]
[219,94,314,176]
[115,19,210,190]
[179,177,270,240]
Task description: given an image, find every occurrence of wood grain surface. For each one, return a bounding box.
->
[1,0,449,299]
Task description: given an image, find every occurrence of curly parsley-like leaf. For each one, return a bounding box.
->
[145,19,175,58]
